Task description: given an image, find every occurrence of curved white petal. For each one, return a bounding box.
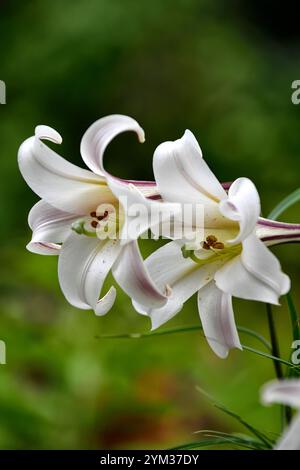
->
[153,129,226,205]
[80,114,145,176]
[241,234,290,296]
[262,380,300,409]
[112,241,168,309]
[276,414,300,450]
[18,125,114,214]
[197,282,242,358]
[93,287,117,317]
[219,178,260,244]
[215,233,290,304]
[27,200,78,255]
[27,242,62,255]
[215,255,281,305]
[132,241,221,329]
[261,379,300,450]
[58,232,121,315]
[107,177,181,244]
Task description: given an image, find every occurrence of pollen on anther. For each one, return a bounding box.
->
[212,242,224,249]
[97,210,109,221]
[201,241,210,250]
[90,211,97,218]
[206,235,217,245]
[91,220,98,229]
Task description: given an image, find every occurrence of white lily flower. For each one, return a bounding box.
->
[113,130,291,358]
[18,115,176,315]
[261,379,300,450]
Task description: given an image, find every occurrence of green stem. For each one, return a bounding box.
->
[267,195,300,427]
[266,303,292,426]
[286,292,300,380]
[286,292,300,344]
[266,304,283,379]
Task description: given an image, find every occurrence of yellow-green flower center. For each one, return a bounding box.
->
[72,203,124,240]
[182,234,242,267]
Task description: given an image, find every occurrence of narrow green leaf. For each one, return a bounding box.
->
[267,187,300,220]
[214,404,273,448]
[242,345,294,368]
[195,386,273,448]
[237,326,271,352]
[97,325,290,367]
[96,325,201,339]
[171,435,266,450]
[97,324,271,351]
[195,430,269,449]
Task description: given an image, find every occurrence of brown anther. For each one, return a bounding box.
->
[206,235,217,246]
[90,211,97,218]
[97,210,109,221]
[201,241,211,250]
[212,242,224,249]
[91,220,98,229]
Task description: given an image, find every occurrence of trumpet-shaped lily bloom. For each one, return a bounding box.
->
[113,130,292,358]
[262,379,300,450]
[18,115,177,315]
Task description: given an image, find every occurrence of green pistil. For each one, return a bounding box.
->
[181,244,241,267]
[182,246,205,264]
[71,220,97,237]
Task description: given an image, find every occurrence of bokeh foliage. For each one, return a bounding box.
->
[0,0,299,449]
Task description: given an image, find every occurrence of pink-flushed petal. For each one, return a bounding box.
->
[80,114,145,176]
[256,218,300,247]
[131,241,221,329]
[219,177,261,244]
[153,129,226,205]
[112,240,168,309]
[262,380,300,409]
[58,232,121,315]
[197,281,242,358]
[261,379,300,450]
[18,125,114,214]
[27,200,78,255]
[27,241,62,255]
[241,234,290,297]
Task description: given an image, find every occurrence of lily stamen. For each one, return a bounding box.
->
[97,210,109,221]
[211,241,225,250]
[91,220,98,229]
[201,235,225,251]
[206,235,217,246]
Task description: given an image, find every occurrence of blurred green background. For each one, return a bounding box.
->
[0,0,299,449]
